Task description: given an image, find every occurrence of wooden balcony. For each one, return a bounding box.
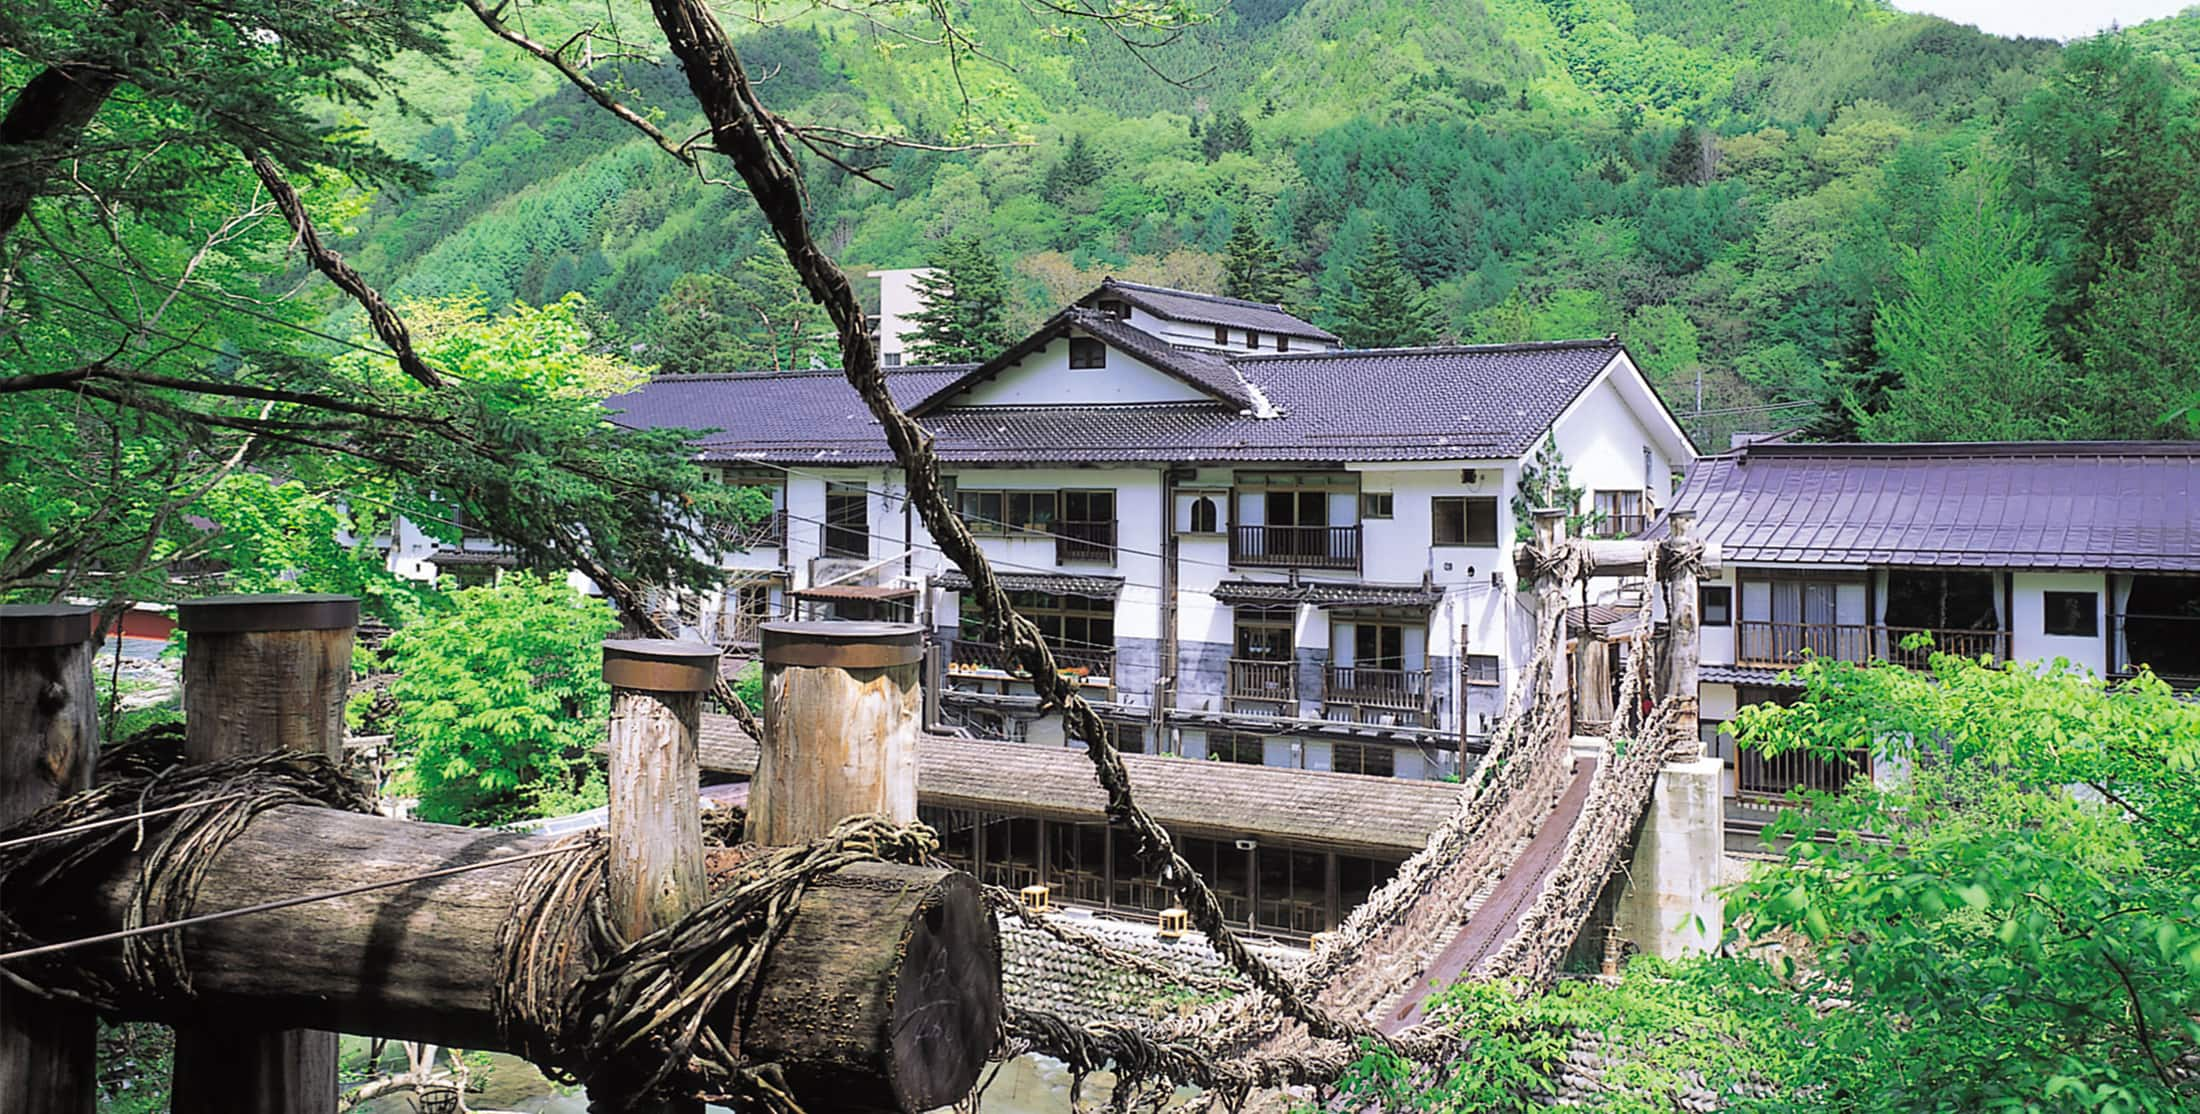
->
[1324,665,1432,716]
[1230,524,1360,571]
[1734,621,2012,670]
[1227,658,1297,707]
[1737,744,1869,800]
[947,640,1115,684]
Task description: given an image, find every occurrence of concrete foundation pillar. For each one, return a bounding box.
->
[1615,755,1725,960]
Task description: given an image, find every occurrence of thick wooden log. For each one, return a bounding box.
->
[0,604,98,1114]
[34,806,998,1109]
[601,639,716,1114]
[746,861,1000,1112]
[1531,510,1573,732]
[749,622,920,846]
[173,594,356,1114]
[1513,536,1724,580]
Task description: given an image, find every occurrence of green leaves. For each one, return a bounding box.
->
[383,572,615,825]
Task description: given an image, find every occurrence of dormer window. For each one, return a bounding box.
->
[1245,330,1260,349]
[1069,337,1107,369]
[1098,299,1130,320]
[1214,324,1228,346]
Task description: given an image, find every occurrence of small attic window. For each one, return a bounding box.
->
[1098,299,1130,320]
[1276,334,1289,352]
[1244,330,1260,349]
[1069,337,1107,369]
[1213,324,1228,345]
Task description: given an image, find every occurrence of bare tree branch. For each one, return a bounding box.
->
[243,148,446,390]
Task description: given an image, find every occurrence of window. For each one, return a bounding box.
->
[962,590,1115,655]
[1644,446,1655,489]
[2044,591,2098,637]
[1058,490,1116,562]
[1214,324,1228,346]
[1068,337,1107,369]
[1353,623,1406,671]
[1210,731,1266,765]
[1700,585,1733,627]
[1097,298,1130,320]
[1105,723,1145,754]
[1332,741,1395,778]
[1234,616,1294,662]
[1462,654,1501,686]
[1276,334,1289,353]
[883,352,903,368]
[1245,329,1260,349]
[1592,490,1645,537]
[1431,496,1498,546]
[1188,495,1220,534]
[956,489,1056,535]
[823,482,868,558]
[1360,492,1394,519]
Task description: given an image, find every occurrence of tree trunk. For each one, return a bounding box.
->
[0,64,121,248]
[749,623,920,846]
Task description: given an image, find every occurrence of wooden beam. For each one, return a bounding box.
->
[172,593,356,1114]
[749,622,921,846]
[1513,537,1725,580]
[1663,511,1703,754]
[599,638,717,1114]
[0,604,98,1114]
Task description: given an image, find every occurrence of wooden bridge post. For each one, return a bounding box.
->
[1662,510,1702,753]
[749,621,921,845]
[0,604,100,1114]
[599,638,719,1114]
[1530,509,1573,732]
[172,593,357,1114]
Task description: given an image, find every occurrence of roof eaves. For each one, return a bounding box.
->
[1094,278,1341,343]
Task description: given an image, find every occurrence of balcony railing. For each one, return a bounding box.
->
[1054,523,1116,565]
[1324,665,1432,714]
[715,509,786,551]
[1230,524,1360,571]
[1734,621,2012,670]
[1737,745,1869,800]
[1227,658,1296,706]
[948,639,1115,683]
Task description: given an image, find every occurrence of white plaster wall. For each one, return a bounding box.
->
[1548,363,1680,518]
[953,334,1211,407]
[2012,571,2110,674]
[1699,571,1736,665]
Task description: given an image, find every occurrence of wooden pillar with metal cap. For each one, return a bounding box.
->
[1662,510,1703,755]
[0,604,100,1114]
[597,638,718,1114]
[171,593,356,1114]
[749,622,921,846]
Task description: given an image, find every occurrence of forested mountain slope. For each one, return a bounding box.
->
[340,0,2200,445]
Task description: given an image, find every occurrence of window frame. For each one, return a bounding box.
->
[1462,653,1502,686]
[1431,495,1499,547]
[2042,590,2099,637]
[1700,585,1734,627]
[1058,489,1117,563]
[1360,492,1395,520]
[1210,731,1266,766]
[1332,741,1395,778]
[1068,336,1107,369]
[1591,489,1645,537]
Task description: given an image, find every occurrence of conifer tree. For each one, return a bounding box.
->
[1041,133,1103,203]
[1222,218,1299,305]
[1861,152,2072,441]
[904,235,1014,365]
[1332,227,1440,348]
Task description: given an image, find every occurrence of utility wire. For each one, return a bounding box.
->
[0,794,250,852]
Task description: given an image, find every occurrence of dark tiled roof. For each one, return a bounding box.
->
[934,570,1123,599]
[912,309,1257,414]
[428,549,518,568]
[1566,603,1635,636]
[1700,664,1803,687]
[693,714,1459,855]
[790,584,916,601]
[1211,579,1443,609]
[610,339,1625,466]
[1085,278,1339,343]
[1658,442,2200,572]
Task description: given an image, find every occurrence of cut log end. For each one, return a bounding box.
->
[746,862,1000,1113]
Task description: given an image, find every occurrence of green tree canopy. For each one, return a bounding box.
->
[1221,216,1301,306]
[1331,227,1440,348]
[904,235,1015,364]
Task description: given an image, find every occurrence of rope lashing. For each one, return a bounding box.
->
[497,814,945,1111]
[0,729,375,1011]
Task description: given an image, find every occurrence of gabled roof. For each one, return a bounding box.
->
[1081,278,1338,342]
[910,308,1258,414]
[1656,441,2200,572]
[607,337,1630,466]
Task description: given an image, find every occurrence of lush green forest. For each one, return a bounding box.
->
[333,0,2200,446]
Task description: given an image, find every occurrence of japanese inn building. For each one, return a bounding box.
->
[607,278,1698,782]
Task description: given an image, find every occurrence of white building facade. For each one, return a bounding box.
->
[609,279,1697,779]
